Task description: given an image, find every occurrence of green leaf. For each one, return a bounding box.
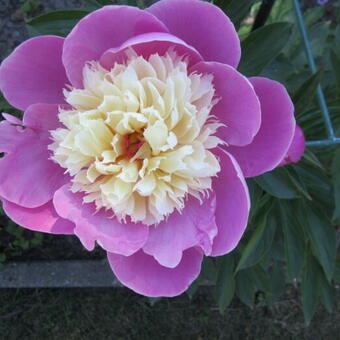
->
[186,278,200,300]
[254,167,300,199]
[302,254,319,325]
[26,10,90,36]
[279,201,306,280]
[235,269,256,308]
[332,149,340,222]
[236,207,276,271]
[305,206,336,282]
[293,72,321,116]
[238,23,292,76]
[330,49,340,98]
[316,264,335,313]
[213,0,257,29]
[215,254,235,312]
[201,257,217,283]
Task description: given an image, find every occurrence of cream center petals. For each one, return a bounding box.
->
[49,51,225,225]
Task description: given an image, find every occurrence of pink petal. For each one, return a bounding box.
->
[1,198,74,234]
[143,195,217,268]
[227,77,296,177]
[0,120,24,153]
[107,248,203,297]
[2,113,22,125]
[279,125,305,166]
[0,36,68,111]
[100,32,203,70]
[23,103,65,133]
[211,149,250,256]
[0,109,69,208]
[63,5,168,88]
[190,62,261,146]
[147,0,241,68]
[53,184,149,256]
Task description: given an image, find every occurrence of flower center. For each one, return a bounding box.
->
[49,51,224,225]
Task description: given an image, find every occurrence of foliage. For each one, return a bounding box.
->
[0,207,44,265]
[0,0,339,327]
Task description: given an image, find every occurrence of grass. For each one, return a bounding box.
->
[0,286,339,339]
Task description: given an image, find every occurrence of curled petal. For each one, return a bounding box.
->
[211,149,250,256]
[227,77,296,177]
[190,62,261,146]
[23,103,67,133]
[280,125,305,166]
[63,5,168,87]
[53,184,149,256]
[100,32,203,70]
[2,113,22,125]
[143,195,217,268]
[0,36,68,110]
[1,198,74,234]
[107,248,203,297]
[147,0,240,67]
[0,113,69,208]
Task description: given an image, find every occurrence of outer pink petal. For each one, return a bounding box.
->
[53,185,149,256]
[279,125,305,166]
[1,198,74,234]
[143,195,217,268]
[23,103,66,133]
[147,0,241,68]
[211,149,250,257]
[190,62,261,146]
[0,116,69,208]
[2,113,22,125]
[0,36,68,111]
[100,32,203,70]
[107,248,203,297]
[227,77,296,177]
[63,5,168,88]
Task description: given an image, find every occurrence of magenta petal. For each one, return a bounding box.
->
[0,116,68,208]
[23,103,65,133]
[63,5,168,88]
[211,149,250,256]
[0,120,24,153]
[1,198,74,234]
[100,32,203,70]
[108,248,203,297]
[280,125,305,166]
[53,185,149,255]
[143,195,217,268]
[147,0,240,68]
[190,62,261,146]
[0,36,68,110]
[227,77,295,177]
[2,113,22,125]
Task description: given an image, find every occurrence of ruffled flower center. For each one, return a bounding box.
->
[49,51,224,225]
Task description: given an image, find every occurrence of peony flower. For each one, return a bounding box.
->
[0,0,298,297]
[279,125,305,166]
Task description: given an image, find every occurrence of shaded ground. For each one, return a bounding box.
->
[0,287,339,340]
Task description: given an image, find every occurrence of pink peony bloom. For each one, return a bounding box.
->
[0,0,299,297]
[279,125,305,166]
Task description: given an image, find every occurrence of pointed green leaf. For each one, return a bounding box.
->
[254,167,300,199]
[279,201,306,280]
[238,23,292,76]
[215,254,235,312]
[236,207,276,271]
[26,10,90,36]
[305,207,336,282]
[302,254,319,325]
